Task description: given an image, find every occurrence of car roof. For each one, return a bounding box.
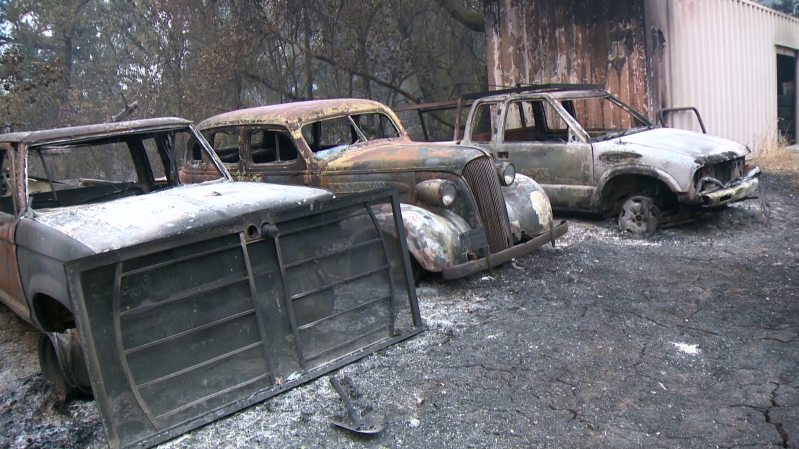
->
[197,98,395,130]
[478,89,610,103]
[0,118,192,145]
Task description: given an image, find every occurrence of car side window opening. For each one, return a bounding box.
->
[503,100,538,142]
[502,100,569,143]
[301,116,360,159]
[0,149,14,214]
[182,131,226,183]
[249,129,298,164]
[470,102,500,143]
[210,129,240,164]
[350,113,400,140]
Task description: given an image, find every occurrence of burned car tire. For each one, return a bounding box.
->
[618,196,660,236]
[38,329,92,400]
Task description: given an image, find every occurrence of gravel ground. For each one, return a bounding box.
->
[1,172,798,449]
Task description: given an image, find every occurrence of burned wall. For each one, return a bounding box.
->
[484,0,650,116]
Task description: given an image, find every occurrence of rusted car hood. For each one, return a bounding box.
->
[322,140,486,174]
[29,182,333,254]
[613,128,749,162]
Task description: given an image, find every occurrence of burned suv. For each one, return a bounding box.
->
[190,99,568,280]
[398,84,761,234]
[0,119,424,449]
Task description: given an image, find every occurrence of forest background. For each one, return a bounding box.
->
[0,0,796,133]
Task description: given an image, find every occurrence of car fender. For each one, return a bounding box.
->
[594,166,684,205]
[17,249,72,329]
[371,203,469,272]
[502,174,553,239]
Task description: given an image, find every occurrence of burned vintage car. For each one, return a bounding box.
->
[0,119,424,448]
[189,99,568,280]
[398,84,761,234]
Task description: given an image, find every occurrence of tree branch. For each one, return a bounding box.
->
[433,0,485,33]
[242,71,304,102]
[276,36,422,104]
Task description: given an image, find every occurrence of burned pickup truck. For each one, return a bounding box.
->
[188,99,568,281]
[397,84,761,234]
[0,119,423,448]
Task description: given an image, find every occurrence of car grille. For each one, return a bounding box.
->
[695,157,745,193]
[462,156,513,253]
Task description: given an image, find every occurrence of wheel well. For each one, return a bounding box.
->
[32,295,74,333]
[600,174,677,215]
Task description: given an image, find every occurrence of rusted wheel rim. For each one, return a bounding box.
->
[618,196,659,235]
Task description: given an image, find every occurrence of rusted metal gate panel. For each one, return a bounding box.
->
[484,0,649,119]
[65,188,424,449]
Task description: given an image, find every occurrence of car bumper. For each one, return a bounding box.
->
[699,166,761,207]
[442,220,568,280]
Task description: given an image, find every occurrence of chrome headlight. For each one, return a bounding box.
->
[497,162,515,186]
[416,179,458,207]
[440,182,457,206]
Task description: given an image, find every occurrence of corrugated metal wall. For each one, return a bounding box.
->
[646,0,799,149]
[484,0,650,115]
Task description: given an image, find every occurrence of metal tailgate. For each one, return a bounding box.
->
[65,188,424,449]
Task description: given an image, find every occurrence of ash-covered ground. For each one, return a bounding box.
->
[2,172,798,449]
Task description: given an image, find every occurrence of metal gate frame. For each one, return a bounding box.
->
[65,187,425,449]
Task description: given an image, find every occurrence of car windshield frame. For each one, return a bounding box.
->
[546,91,654,143]
[19,124,230,214]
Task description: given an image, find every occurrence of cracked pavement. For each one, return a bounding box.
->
[1,172,798,448]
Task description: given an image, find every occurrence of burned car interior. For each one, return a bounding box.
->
[463,92,653,145]
[22,130,220,210]
[499,95,652,142]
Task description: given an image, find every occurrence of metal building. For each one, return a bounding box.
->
[485,0,799,150]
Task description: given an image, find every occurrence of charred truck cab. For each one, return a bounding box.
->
[191,99,568,280]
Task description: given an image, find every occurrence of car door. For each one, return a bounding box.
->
[492,98,595,212]
[241,126,309,186]
[0,146,29,319]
